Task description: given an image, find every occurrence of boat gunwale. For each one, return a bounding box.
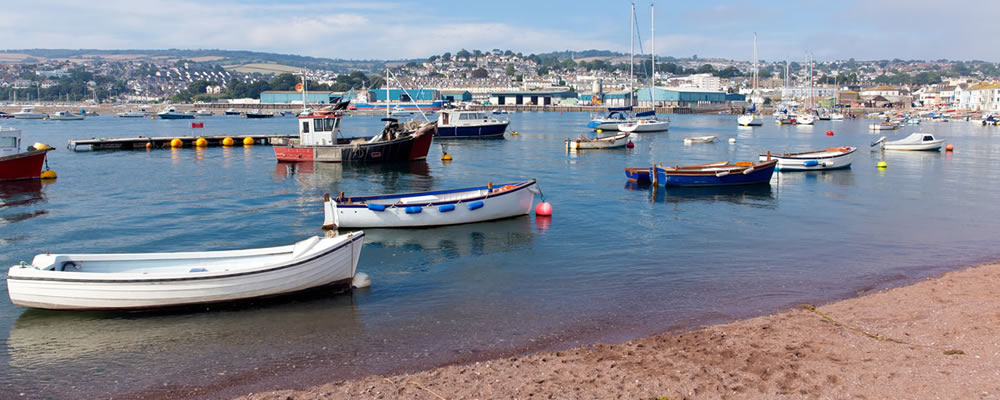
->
[656,159,778,176]
[333,180,536,207]
[763,146,857,160]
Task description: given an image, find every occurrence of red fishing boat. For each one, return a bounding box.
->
[1,128,52,181]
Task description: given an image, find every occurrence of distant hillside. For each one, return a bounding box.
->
[535,49,625,60]
[0,49,385,72]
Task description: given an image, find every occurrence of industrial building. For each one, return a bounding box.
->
[260,91,341,104]
[636,87,731,107]
[370,88,441,102]
[488,90,577,106]
[440,90,473,103]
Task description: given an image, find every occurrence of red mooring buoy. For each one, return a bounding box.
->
[535,202,553,216]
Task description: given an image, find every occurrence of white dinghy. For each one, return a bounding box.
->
[6,233,365,311]
[565,132,630,150]
[683,135,718,144]
[759,146,857,171]
[323,180,538,229]
[873,133,944,151]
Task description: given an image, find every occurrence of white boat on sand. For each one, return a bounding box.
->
[760,146,857,170]
[873,133,944,151]
[6,233,365,311]
[683,135,717,144]
[566,132,630,150]
[323,180,538,229]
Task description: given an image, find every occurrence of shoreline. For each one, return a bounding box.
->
[232,260,1000,399]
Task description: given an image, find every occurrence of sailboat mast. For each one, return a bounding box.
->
[752,33,759,94]
[651,2,655,108]
[385,68,390,118]
[301,71,307,112]
[630,2,635,106]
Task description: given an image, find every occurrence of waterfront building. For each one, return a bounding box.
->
[636,87,728,107]
[440,90,472,103]
[260,91,340,104]
[860,85,901,97]
[488,90,577,106]
[602,90,634,107]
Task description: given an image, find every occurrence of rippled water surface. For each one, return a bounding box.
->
[1,113,998,398]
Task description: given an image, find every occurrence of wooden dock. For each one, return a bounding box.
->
[68,133,297,151]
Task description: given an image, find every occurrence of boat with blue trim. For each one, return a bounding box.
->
[322,179,538,229]
[435,110,509,139]
[625,167,652,183]
[652,159,777,186]
[760,146,857,171]
[587,107,636,131]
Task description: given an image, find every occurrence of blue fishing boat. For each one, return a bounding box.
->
[625,167,652,183]
[435,110,509,139]
[652,159,777,186]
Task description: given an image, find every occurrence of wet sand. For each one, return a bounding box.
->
[236,261,1000,399]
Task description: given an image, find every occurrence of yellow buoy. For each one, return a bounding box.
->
[32,142,53,150]
[243,137,254,145]
[441,153,453,161]
[195,138,208,147]
[877,161,887,168]
[40,170,57,180]
[512,131,519,136]
[596,129,603,133]
[170,138,183,148]
[222,137,234,146]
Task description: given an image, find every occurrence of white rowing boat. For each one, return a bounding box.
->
[759,146,857,170]
[683,135,717,144]
[565,132,630,150]
[323,180,538,229]
[6,233,365,310]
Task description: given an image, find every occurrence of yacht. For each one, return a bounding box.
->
[157,107,194,120]
[195,109,214,117]
[737,114,762,126]
[618,111,670,132]
[12,107,48,120]
[48,111,85,121]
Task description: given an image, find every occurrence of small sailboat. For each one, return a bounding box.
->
[652,159,777,187]
[6,232,366,311]
[322,180,538,229]
[737,113,762,126]
[760,146,857,170]
[565,132,631,150]
[738,33,764,127]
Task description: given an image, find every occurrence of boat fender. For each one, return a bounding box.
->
[60,261,78,271]
[742,167,755,175]
[715,171,730,178]
[438,204,456,212]
[367,203,386,211]
[352,272,371,289]
[803,160,820,167]
[405,206,422,214]
[468,201,484,210]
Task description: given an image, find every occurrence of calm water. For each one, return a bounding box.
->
[1,112,998,398]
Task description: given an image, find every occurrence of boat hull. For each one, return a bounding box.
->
[566,133,630,150]
[619,120,670,132]
[654,160,777,187]
[625,167,652,182]
[245,113,274,119]
[0,150,50,181]
[158,113,194,120]
[6,233,364,311]
[324,181,537,229]
[274,124,434,163]
[737,115,762,126]
[884,142,943,151]
[436,121,508,139]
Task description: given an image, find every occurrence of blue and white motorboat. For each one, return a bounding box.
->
[157,107,194,120]
[322,179,539,229]
[435,110,509,139]
[652,159,777,186]
[587,106,635,131]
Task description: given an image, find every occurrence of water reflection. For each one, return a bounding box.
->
[775,168,856,187]
[0,180,47,226]
[357,216,533,259]
[650,184,776,208]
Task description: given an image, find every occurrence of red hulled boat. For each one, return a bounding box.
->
[1,128,52,181]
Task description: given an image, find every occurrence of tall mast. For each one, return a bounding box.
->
[301,71,307,112]
[629,2,635,106]
[752,33,759,94]
[651,2,655,108]
[809,53,814,110]
[385,67,390,118]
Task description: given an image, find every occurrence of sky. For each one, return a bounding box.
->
[1,0,997,63]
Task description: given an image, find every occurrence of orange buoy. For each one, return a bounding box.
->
[222,137,235,146]
[243,137,254,145]
[194,138,208,147]
[945,144,954,151]
[535,202,552,216]
[170,138,183,148]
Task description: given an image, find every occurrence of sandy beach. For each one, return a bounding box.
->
[236,261,1000,399]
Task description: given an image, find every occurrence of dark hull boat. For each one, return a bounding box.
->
[274,106,435,163]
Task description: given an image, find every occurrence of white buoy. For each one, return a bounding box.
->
[351,272,371,289]
[728,138,736,144]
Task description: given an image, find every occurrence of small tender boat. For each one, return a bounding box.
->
[273,105,435,163]
[0,127,53,181]
[565,132,630,150]
[760,146,857,171]
[47,111,85,121]
[322,180,538,229]
[683,135,717,144]
[5,233,365,311]
[618,111,670,132]
[869,121,897,131]
[195,109,214,117]
[652,159,777,186]
[737,114,762,126]
[12,107,47,120]
[157,107,194,119]
[224,108,242,116]
[436,110,509,139]
[245,110,274,119]
[625,167,652,183]
[873,133,944,151]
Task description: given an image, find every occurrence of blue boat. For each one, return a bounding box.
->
[625,167,652,183]
[435,110,509,139]
[156,107,194,120]
[652,159,777,186]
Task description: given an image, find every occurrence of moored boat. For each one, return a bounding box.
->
[117,109,148,118]
[224,108,241,116]
[869,121,898,131]
[874,133,944,151]
[5,232,365,311]
[652,159,777,186]
[683,135,717,144]
[322,180,538,229]
[273,106,435,163]
[625,167,652,182]
[47,111,85,121]
[195,109,214,117]
[618,111,670,132]
[436,109,508,139]
[1,127,53,181]
[759,146,857,170]
[12,107,47,120]
[587,107,635,131]
[245,109,274,119]
[157,107,194,119]
[737,114,762,126]
[565,132,630,150]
